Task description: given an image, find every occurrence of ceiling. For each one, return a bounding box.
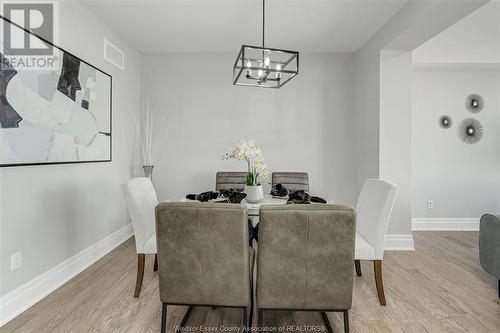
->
[83,0,407,53]
[413,1,500,64]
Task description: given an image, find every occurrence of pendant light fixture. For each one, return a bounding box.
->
[233,0,299,88]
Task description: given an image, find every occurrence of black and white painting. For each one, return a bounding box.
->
[0,18,112,167]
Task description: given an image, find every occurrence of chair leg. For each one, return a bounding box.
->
[248,270,254,330]
[247,305,253,331]
[258,309,263,330]
[134,254,145,298]
[154,254,158,271]
[321,312,333,333]
[374,260,386,305]
[243,308,248,332]
[175,306,193,333]
[498,279,499,298]
[354,260,362,276]
[161,303,168,333]
[343,310,349,333]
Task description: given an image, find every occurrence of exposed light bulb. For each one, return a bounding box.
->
[246,61,252,77]
[276,64,281,79]
[264,57,270,67]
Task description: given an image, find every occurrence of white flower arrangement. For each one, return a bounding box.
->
[222,140,269,186]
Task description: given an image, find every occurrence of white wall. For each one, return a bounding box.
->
[354,0,485,235]
[412,68,500,218]
[354,1,434,236]
[140,52,358,205]
[0,1,141,296]
[354,0,439,193]
[380,51,413,235]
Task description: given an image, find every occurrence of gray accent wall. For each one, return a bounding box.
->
[0,1,141,296]
[140,52,358,206]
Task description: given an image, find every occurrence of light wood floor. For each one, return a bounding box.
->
[2,232,499,333]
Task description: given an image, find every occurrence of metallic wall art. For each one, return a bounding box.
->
[466,94,484,113]
[457,118,483,144]
[438,115,452,129]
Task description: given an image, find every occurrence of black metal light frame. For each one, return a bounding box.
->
[233,0,299,89]
[233,45,299,88]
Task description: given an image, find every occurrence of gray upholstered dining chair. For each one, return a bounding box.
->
[271,172,309,192]
[479,214,500,297]
[216,171,248,191]
[155,202,253,333]
[257,205,356,333]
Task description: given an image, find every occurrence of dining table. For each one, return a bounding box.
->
[182,195,288,226]
[181,194,334,244]
[182,195,293,243]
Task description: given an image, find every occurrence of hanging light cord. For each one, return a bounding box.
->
[262,0,265,48]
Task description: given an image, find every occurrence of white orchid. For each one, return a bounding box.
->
[222,140,268,186]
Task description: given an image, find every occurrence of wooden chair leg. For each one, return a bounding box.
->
[374,260,386,305]
[153,254,158,271]
[161,303,168,333]
[343,310,349,333]
[134,254,145,298]
[354,260,362,276]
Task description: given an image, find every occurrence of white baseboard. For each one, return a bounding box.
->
[0,224,412,326]
[0,224,133,327]
[412,218,479,231]
[384,234,415,251]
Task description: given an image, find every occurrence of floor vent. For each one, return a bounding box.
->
[104,38,124,71]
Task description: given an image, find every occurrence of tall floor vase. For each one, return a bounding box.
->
[143,165,154,179]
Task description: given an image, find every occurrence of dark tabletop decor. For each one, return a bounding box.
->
[186,191,219,202]
[186,189,247,203]
[439,115,453,129]
[270,183,289,197]
[271,184,327,204]
[458,118,483,144]
[216,189,247,203]
[466,94,484,113]
[287,190,327,204]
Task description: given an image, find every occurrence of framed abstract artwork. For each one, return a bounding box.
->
[0,16,112,167]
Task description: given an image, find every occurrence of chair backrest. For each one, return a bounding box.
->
[122,177,158,253]
[156,202,251,307]
[271,172,309,192]
[215,171,248,191]
[355,179,398,259]
[257,204,356,310]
